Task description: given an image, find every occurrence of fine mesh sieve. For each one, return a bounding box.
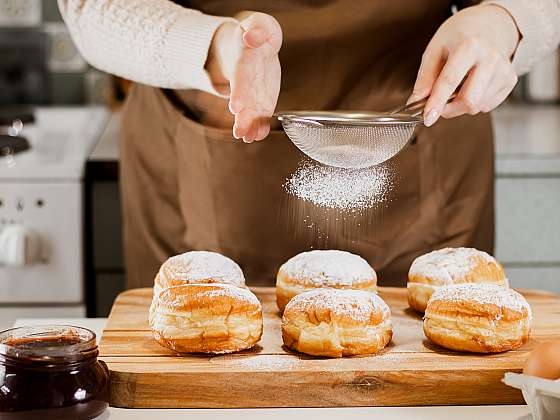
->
[276,97,435,169]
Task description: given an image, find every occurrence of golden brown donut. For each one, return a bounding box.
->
[150,284,263,354]
[423,283,532,353]
[281,288,392,357]
[407,247,508,313]
[276,250,377,312]
[150,251,246,320]
[155,250,246,293]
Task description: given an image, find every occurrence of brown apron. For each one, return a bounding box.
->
[120,0,494,288]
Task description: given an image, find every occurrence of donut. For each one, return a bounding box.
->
[149,251,246,320]
[281,288,392,357]
[155,250,245,294]
[150,284,263,354]
[423,283,532,353]
[407,247,508,313]
[276,250,377,311]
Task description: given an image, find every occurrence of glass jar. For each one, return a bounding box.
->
[0,325,109,419]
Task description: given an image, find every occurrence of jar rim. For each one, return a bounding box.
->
[0,325,97,364]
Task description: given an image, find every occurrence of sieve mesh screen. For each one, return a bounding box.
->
[281,119,418,169]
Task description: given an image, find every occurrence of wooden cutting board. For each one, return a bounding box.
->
[99,287,560,408]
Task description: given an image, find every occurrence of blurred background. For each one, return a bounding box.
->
[0,0,558,328]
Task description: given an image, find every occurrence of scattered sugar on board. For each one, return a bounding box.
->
[284,160,393,210]
[409,247,497,284]
[286,289,389,323]
[280,250,375,286]
[430,283,531,315]
[235,357,295,371]
[161,251,245,286]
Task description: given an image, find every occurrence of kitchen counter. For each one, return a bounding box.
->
[12,317,532,420]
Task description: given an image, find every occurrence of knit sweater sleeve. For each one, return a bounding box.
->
[58,0,237,94]
[483,0,560,75]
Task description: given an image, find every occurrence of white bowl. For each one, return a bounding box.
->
[503,373,560,420]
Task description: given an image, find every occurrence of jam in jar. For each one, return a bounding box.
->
[0,325,109,419]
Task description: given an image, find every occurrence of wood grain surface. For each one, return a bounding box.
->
[99,287,560,408]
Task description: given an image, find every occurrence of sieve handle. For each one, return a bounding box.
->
[390,93,458,118]
[274,113,325,127]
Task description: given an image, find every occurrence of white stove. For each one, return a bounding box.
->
[0,106,109,329]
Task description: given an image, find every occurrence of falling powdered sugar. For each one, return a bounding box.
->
[284,160,394,210]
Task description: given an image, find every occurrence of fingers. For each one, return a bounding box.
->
[417,35,519,126]
[233,109,271,143]
[478,66,517,112]
[423,41,478,126]
[226,12,282,143]
[229,62,278,142]
[244,120,259,143]
[240,12,282,52]
[229,98,243,114]
[408,43,445,104]
[256,118,270,141]
[440,59,496,119]
[243,28,268,48]
[232,110,249,140]
[440,57,517,119]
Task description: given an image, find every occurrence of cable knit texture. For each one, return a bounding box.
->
[484,0,560,75]
[58,0,236,94]
[58,0,559,91]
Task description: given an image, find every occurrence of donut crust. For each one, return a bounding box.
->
[276,271,377,312]
[150,251,247,323]
[423,287,532,353]
[276,250,377,312]
[155,251,246,292]
[281,289,392,357]
[150,284,263,354]
[408,248,508,313]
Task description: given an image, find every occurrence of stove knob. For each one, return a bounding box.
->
[0,225,43,267]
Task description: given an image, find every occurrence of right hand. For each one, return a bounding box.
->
[207,12,282,143]
[408,5,519,127]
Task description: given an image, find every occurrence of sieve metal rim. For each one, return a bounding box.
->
[276,110,422,126]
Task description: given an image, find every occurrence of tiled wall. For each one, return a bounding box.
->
[0,0,111,104]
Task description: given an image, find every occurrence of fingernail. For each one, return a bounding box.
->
[424,109,438,127]
[243,29,267,48]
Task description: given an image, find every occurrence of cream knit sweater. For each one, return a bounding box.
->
[58,0,560,95]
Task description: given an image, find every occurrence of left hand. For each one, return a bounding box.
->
[409,4,520,127]
[206,11,282,143]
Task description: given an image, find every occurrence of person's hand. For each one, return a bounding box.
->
[206,12,282,143]
[409,5,520,127]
